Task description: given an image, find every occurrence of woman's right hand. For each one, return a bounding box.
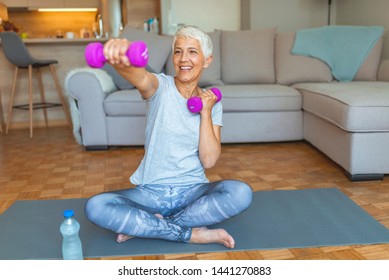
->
[103,38,132,68]
[102,38,158,100]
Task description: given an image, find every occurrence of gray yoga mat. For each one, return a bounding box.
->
[1,188,389,259]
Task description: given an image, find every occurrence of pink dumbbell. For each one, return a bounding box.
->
[84,41,148,68]
[187,87,222,113]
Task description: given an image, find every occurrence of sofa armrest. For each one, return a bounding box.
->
[377,59,389,81]
[65,68,117,148]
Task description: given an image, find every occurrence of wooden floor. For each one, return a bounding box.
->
[1,126,389,260]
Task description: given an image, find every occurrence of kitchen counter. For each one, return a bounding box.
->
[23,38,108,44]
[0,37,109,129]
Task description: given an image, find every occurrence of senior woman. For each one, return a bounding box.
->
[85,25,252,248]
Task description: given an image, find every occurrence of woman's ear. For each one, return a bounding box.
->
[203,55,213,69]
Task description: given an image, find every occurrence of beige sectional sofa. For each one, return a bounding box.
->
[65,25,389,181]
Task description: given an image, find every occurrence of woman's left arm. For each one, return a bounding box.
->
[198,90,221,168]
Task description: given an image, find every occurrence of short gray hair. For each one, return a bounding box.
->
[173,25,213,58]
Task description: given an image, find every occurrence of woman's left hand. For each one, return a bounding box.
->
[199,89,218,114]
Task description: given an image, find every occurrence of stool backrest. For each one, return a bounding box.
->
[0,31,35,67]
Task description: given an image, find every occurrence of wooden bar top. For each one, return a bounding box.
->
[22,38,109,44]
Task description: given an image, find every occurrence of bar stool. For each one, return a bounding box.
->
[0,31,71,138]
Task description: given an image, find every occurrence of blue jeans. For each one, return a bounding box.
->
[84,180,252,242]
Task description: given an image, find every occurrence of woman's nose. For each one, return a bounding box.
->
[180,51,189,61]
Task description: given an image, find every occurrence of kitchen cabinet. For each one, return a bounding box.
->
[5,0,100,9]
[64,0,99,8]
[29,0,99,9]
[0,0,98,9]
[1,0,29,8]
[28,0,64,9]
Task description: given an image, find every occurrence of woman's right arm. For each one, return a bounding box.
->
[103,38,159,99]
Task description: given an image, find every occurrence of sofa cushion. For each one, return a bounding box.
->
[104,84,302,117]
[102,64,155,90]
[276,32,383,85]
[104,89,146,116]
[295,81,389,132]
[102,27,172,90]
[217,84,302,112]
[275,32,333,85]
[221,28,276,84]
[120,26,172,74]
[102,64,134,90]
[354,37,383,81]
[378,59,389,82]
[165,30,224,87]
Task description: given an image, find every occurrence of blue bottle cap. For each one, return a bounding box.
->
[63,209,74,218]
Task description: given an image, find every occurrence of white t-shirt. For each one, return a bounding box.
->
[130,73,223,186]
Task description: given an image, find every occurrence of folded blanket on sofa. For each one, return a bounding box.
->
[291,26,384,82]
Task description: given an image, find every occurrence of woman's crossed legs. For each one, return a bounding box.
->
[84,180,252,248]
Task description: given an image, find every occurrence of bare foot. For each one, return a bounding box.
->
[154,213,163,219]
[190,227,235,248]
[116,213,164,243]
[117,233,134,243]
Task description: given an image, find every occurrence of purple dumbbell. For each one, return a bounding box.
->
[187,87,222,113]
[84,41,148,68]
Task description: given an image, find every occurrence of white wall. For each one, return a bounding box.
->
[161,0,389,59]
[161,0,335,34]
[246,0,336,31]
[336,0,389,59]
[160,0,240,34]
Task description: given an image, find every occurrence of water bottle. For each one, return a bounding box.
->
[60,209,83,260]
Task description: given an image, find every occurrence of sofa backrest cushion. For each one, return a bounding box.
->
[102,64,155,90]
[120,26,172,74]
[275,32,383,85]
[221,28,276,84]
[165,30,224,87]
[378,59,389,81]
[106,26,172,90]
[354,37,383,81]
[275,32,333,86]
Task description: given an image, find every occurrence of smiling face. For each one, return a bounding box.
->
[173,36,212,84]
